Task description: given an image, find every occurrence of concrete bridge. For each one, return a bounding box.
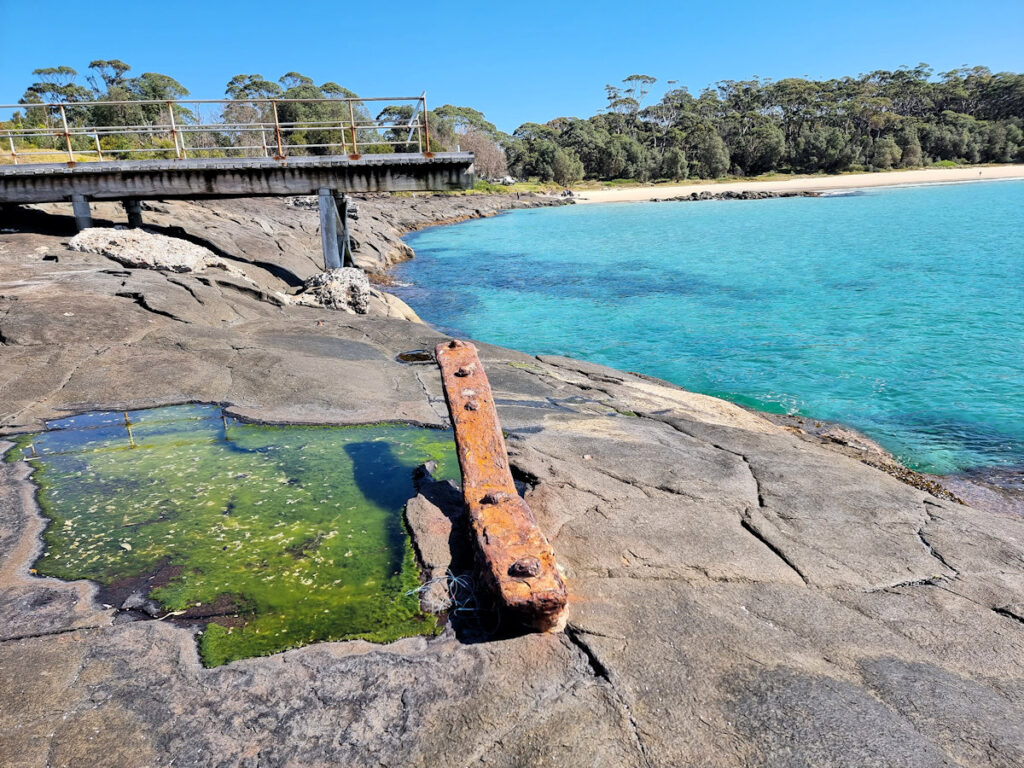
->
[0,95,475,269]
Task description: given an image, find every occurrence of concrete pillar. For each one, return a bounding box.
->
[318,187,343,271]
[71,194,92,231]
[123,199,144,228]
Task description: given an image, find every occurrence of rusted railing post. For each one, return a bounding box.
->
[435,340,568,631]
[167,102,182,159]
[421,94,431,156]
[348,100,359,157]
[271,100,285,159]
[58,104,74,164]
[94,132,103,161]
[7,135,17,165]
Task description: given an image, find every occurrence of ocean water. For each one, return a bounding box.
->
[394,181,1024,475]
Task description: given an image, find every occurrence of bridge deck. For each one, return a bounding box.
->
[0,153,475,204]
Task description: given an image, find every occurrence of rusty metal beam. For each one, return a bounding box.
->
[435,339,568,632]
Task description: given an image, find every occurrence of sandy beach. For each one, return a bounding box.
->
[573,164,1024,204]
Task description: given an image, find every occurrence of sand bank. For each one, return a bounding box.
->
[573,164,1024,204]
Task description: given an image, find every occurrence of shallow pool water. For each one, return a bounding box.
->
[6,404,459,666]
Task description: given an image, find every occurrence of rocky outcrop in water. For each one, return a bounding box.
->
[0,197,1022,768]
[654,189,821,202]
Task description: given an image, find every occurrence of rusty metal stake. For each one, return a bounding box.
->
[348,100,360,159]
[123,411,137,449]
[271,100,285,160]
[167,102,182,159]
[422,94,432,157]
[435,339,567,631]
[58,104,74,165]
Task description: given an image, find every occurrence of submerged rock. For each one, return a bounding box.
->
[120,593,162,618]
[654,189,821,202]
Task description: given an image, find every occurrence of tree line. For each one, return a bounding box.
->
[4,61,510,172]
[6,62,1023,184]
[508,66,1024,184]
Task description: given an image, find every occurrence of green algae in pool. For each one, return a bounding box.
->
[6,404,459,666]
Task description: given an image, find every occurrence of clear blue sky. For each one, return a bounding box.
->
[2,0,1022,132]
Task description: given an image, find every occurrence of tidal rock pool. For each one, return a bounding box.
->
[5,404,459,666]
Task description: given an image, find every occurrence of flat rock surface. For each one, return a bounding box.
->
[0,199,1022,767]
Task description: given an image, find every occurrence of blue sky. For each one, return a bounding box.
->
[2,0,1022,132]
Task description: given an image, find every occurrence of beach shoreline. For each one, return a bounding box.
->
[573,164,1024,204]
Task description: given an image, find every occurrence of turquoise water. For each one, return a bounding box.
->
[395,181,1024,475]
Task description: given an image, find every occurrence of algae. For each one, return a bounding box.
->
[8,404,459,666]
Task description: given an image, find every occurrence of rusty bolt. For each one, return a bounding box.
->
[448,339,464,349]
[481,491,511,505]
[455,364,476,377]
[465,400,480,411]
[509,557,542,578]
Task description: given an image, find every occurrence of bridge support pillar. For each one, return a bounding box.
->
[71,194,92,231]
[337,193,354,268]
[318,188,355,271]
[123,199,144,228]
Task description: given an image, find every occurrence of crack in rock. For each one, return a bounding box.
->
[563,627,653,768]
[917,507,960,578]
[166,276,206,306]
[740,513,809,585]
[0,624,108,644]
[993,607,1024,628]
[865,577,945,593]
[115,291,187,323]
[413,369,450,425]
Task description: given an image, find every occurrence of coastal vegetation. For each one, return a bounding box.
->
[1,62,512,173]
[2,62,1023,183]
[509,67,1024,183]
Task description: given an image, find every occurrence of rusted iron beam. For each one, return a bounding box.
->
[435,339,568,631]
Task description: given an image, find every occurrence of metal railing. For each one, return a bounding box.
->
[0,93,433,165]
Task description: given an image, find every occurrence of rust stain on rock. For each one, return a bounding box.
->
[435,339,568,631]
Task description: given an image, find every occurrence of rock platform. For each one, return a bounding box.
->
[0,194,1022,767]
